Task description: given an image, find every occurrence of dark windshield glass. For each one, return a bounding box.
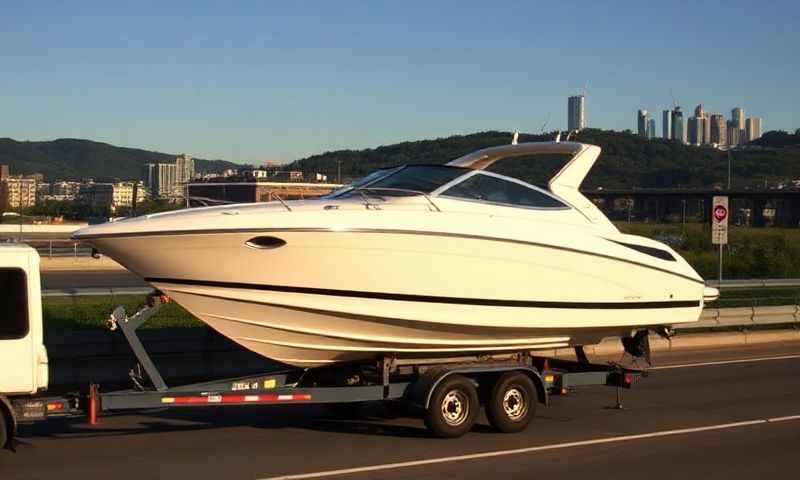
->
[366,165,469,193]
[327,165,469,198]
[322,167,401,199]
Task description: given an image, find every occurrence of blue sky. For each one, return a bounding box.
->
[1,1,797,164]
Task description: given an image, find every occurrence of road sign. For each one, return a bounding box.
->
[712,196,728,245]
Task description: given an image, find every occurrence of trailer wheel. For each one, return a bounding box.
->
[424,375,479,438]
[485,371,536,433]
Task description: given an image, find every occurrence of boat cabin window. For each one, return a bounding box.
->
[0,268,29,339]
[442,173,567,209]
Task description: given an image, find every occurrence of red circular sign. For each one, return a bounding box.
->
[713,205,728,222]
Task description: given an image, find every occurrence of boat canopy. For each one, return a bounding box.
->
[448,141,615,230]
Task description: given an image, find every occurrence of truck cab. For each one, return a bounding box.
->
[0,244,49,397]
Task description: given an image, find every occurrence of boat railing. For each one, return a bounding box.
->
[352,187,442,212]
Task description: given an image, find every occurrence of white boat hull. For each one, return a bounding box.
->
[90,227,706,367]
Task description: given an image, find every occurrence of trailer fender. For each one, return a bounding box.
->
[0,395,18,450]
[407,365,547,412]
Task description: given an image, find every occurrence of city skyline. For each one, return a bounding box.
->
[1,2,797,163]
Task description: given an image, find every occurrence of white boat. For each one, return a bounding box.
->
[73,141,718,367]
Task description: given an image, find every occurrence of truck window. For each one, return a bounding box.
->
[0,268,29,339]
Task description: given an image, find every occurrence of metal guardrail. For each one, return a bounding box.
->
[707,278,800,289]
[43,287,152,297]
[24,240,93,258]
[677,304,800,331]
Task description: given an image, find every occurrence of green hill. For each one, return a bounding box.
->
[291,129,800,189]
[0,138,238,181]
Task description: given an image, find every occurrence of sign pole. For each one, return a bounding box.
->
[712,196,729,287]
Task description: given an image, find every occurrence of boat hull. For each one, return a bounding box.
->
[88,228,706,367]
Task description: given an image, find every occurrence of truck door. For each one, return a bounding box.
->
[0,267,34,394]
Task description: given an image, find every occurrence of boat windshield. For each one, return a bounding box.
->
[325,165,470,198]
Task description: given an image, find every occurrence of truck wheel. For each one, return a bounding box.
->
[424,375,479,438]
[485,371,536,433]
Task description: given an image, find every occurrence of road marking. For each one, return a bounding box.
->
[259,415,800,480]
[650,353,800,370]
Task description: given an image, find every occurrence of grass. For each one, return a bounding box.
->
[43,295,202,331]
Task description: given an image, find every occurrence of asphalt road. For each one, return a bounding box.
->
[2,343,799,479]
[41,270,148,290]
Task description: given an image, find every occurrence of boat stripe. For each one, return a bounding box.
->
[76,227,705,285]
[145,277,700,309]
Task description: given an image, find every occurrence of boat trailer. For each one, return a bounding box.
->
[6,298,645,443]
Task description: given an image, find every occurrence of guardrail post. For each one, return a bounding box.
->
[73,242,78,257]
[49,240,53,258]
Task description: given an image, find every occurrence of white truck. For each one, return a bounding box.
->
[1,244,642,448]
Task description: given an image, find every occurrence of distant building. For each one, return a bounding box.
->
[637,109,649,137]
[51,181,82,199]
[662,110,672,139]
[727,121,743,147]
[142,163,177,198]
[701,116,711,145]
[36,182,51,200]
[647,118,656,139]
[746,117,763,141]
[732,107,745,130]
[80,181,146,212]
[694,104,705,118]
[112,181,146,209]
[243,169,270,179]
[568,95,586,131]
[671,107,685,143]
[271,171,305,182]
[188,180,342,205]
[687,116,702,145]
[1,176,38,210]
[692,104,711,145]
[710,114,726,146]
[175,154,195,184]
[0,165,9,181]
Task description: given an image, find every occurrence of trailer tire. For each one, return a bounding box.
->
[485,371,536,433]
[424,375,479,438]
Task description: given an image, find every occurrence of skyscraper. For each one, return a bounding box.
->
[662,110,672,139]
[710,114,727,146]
[142,163,177,198]
[746,117,763,141]
[727,121,742,147]
[175,154,195,184]
[671,107,685,144]
[693,104,710,145]
[731,107,745,130]
[568,95,586,131]
[637,109,649,137]
[701,117,711,145]
[687,116,702,145]
[647,118,656,139]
